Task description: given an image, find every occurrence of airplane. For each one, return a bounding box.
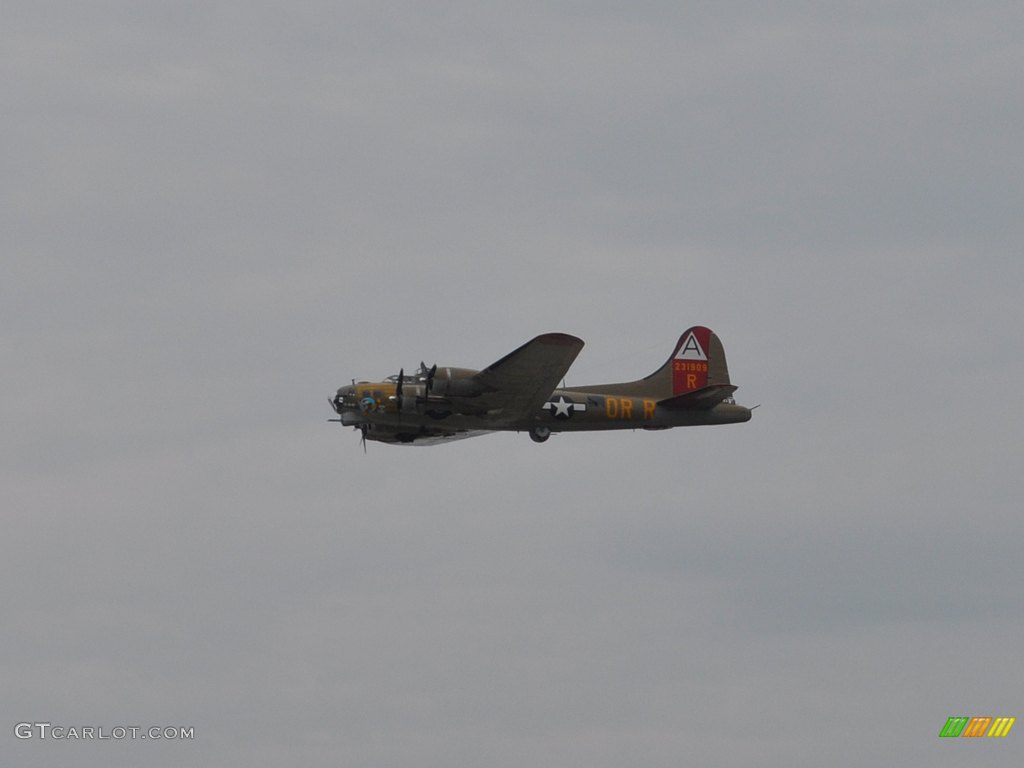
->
[329,326,752,447]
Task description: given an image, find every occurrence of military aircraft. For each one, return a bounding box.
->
[329,326,752,447]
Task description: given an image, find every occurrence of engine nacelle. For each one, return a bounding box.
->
[430,367,487,398]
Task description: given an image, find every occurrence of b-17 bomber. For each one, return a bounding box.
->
[329,326,752,447]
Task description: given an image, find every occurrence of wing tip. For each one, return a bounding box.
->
[535,332,584,348]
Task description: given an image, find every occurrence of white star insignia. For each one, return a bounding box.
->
[551,396,573,417]
[543,396,586,419]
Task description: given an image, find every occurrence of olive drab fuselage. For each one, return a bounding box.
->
[330,327,751,445]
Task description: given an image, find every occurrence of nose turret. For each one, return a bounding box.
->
[331,384,356,414]
[329,384,367,426]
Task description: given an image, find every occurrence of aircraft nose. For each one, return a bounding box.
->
[330,392,343,414]
[330,387,365,425]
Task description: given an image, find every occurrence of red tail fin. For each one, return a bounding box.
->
[564,325,734,400]
[670,326,713,395]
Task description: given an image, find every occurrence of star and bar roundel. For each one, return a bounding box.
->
[543,394,586,420]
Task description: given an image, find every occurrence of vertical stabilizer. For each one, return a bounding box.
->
[566,326,733,399]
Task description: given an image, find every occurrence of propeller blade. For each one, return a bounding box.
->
[426,363,437,393]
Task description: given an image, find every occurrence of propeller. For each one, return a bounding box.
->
[414,362,438,411]
[358,423,368,453]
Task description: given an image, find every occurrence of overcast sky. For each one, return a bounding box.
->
[3,2,1022,766]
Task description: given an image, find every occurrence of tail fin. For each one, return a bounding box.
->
[667,326,730,396]
[567,326,733,399]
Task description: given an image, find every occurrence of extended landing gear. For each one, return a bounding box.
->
[529,426,551,443]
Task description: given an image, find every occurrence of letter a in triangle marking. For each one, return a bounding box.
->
[675,331,708,361]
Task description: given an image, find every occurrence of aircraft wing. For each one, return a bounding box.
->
[474,333,585,423]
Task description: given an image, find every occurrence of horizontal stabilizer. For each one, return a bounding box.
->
[658,384,738,410]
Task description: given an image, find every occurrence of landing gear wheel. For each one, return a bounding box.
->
[529,426,551,443]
